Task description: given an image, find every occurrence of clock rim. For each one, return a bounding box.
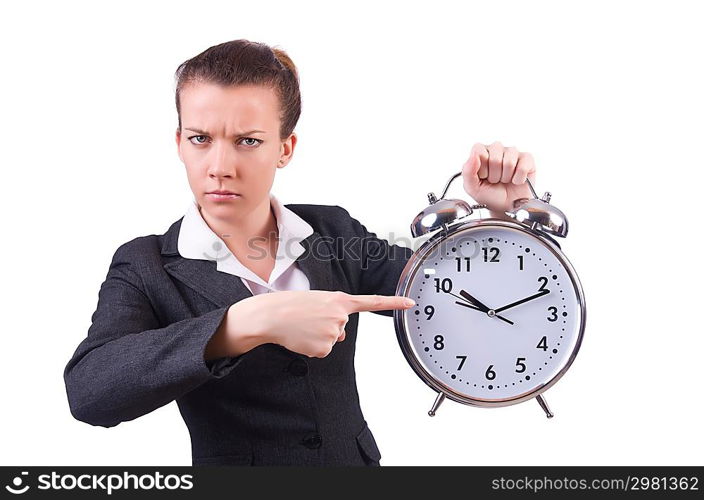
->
[393,218,587,408]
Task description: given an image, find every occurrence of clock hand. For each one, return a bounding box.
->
[447,290,483,310]
[454,301,514,325]
[458,289,492,312]
[450,290,514,325]
[452,300,482,312]
[494,289,550,314]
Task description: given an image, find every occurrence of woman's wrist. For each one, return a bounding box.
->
[224,296,273,356]
[204,298,272,361]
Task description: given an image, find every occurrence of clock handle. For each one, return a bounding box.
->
[438,170,539,202]
[438,171,463,200]
[536,394,554,418]
[428,392,446,417]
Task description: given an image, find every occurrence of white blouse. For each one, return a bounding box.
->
[177,192,314,295]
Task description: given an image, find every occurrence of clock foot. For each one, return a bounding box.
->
[428,392,446,417]
[536,394,554,418]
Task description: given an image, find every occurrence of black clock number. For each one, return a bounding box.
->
[434,278,453,293]
[455,257,471,272]
[433,335,445,350]
[536,336,548,351]
[483,247,500,263]
[517,255,524,271]
[547,306,558,322]
[456,355,467,370]
[515,357,527,373]
[485,364,496,380]
[538,276,549,292]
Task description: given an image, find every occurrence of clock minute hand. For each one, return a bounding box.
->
[494,289,550,314]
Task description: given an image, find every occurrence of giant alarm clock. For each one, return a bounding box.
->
[393,171,586,418]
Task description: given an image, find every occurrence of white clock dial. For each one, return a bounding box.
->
[400,224,584,402]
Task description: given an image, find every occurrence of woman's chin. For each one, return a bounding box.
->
[200,196,248,218]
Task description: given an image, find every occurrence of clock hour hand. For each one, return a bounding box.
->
[494,289,550,314]
[458,289,492,312]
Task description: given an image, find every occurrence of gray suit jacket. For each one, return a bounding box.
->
[63,203,413,466]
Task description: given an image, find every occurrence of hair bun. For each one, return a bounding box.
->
[272,47,299,81]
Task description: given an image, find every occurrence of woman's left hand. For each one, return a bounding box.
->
[461,141,537,213]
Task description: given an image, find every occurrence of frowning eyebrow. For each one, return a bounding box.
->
[184,127,266,136]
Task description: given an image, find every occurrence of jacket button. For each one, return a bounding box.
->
[288,358,309,376]
[301,433,322,449]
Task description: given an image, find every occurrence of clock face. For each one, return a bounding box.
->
[398,222,584,404]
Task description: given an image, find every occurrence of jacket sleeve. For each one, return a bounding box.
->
[339,206,414,317]
[63,243,243,428]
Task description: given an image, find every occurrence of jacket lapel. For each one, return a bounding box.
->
[163,258,253,308]
[160,218,335,308]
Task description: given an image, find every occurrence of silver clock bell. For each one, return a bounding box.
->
[411,171,569,239]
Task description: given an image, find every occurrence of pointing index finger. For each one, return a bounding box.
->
[345,294,416,313]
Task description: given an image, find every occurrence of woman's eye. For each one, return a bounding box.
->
[239,137,262,147]
[188,135,208,145]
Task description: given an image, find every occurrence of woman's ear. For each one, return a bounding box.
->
[278,132,297,168]
[175,128,184,163]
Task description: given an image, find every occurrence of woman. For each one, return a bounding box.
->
[63,39,536,466]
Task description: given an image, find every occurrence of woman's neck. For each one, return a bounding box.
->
[199,197,279,260]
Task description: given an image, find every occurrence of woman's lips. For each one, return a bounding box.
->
[206,192,241,201]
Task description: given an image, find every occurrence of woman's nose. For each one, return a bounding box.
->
[207,143,237,178]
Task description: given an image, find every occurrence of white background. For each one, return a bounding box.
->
[1,0,702,466]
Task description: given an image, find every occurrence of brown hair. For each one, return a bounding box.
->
[174,39,301,140]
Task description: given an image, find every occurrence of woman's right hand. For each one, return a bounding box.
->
[224,290,415,358]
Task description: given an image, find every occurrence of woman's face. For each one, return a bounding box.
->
[176,82,295,222]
